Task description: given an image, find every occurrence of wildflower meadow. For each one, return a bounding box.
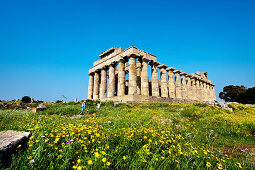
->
[0,101,254,169]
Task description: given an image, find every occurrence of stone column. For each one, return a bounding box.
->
[136,59,142,95]
[209,84,214,101]
[186,74,192,100]
[198,78,203,101]
[118,59,125,96]
[158,64,168,98]
[108,63,116,98]
[195,77,200,101]
[212,84,216,100]
[150,61,160,97]
[166,67,175,98]
[180,72,187,100]
[128,55,137,95]
[190,76,196,100]
[206,82,210,101]
[87,73,94,99]
[100,67,107,99]
[141,58,149,96]
[174,70,182,99]
[93,70,100,100]
[202,80,207,101]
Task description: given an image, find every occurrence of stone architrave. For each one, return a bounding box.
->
[166,67,175,98]
[118,59,125,96]
[141,58,149,96]
[174,70,182,99]
[100,67,107,99]
[180,72,187,100]
[136,59,142,95]
[108,63,116,97]
[128,55,137,95]
[150,61,160,97]
[93,70,100,100]
[158,64,168,98]
[87,73,94,99]
[186,74,192,100]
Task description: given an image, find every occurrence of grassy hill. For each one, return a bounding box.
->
[0,101,254,169]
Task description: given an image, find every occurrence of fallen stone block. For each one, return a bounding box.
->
[0,130,31,167]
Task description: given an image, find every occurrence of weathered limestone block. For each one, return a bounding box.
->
[100,67,107,99]
[158,64,168,98]
[87,73,94,99]
[128,55,137,95]
[141,58,149,96]
[93,71,100,100]
[180,72,187,100]
[0,130,31,167]
[150,61,160,97]
[118,59,125,96]
[166,67,176,98]
[108,64,116,97]
[174,70,182,99]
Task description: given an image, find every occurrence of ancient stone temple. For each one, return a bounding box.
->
[87,46,216,103]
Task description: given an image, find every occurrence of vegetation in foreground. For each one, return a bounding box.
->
[0,101,254,169]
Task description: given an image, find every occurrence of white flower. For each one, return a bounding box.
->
[29,159,35,164]
[108,121,112,124]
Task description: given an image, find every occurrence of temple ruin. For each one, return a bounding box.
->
[87,46,216,103]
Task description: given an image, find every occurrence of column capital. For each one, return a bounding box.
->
[173,70,182,74]
[149,61,160,66]
[166,67,175,71]
[158,64,168,69]
[95,69,101,73]
[102,65,108,70]
[127,54,138,59]
[118,58,125,63]
[88,72,94,76]
[186,74,192,78]
[142,57,149,62]
[180,72,187,76]
[109,62,118,67]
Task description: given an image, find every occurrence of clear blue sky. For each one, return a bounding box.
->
[1,0,254,101]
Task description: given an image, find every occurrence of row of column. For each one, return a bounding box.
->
[88,55,216,101]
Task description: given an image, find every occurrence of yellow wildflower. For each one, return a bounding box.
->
[87,160,93,165]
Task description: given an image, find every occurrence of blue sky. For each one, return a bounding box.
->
[0,0,254,101]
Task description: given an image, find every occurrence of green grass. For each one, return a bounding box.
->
[0,102,254,169]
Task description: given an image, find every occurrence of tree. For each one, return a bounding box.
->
[22,96,31,103]
[237,87,255,104]
[219,85,246,102]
